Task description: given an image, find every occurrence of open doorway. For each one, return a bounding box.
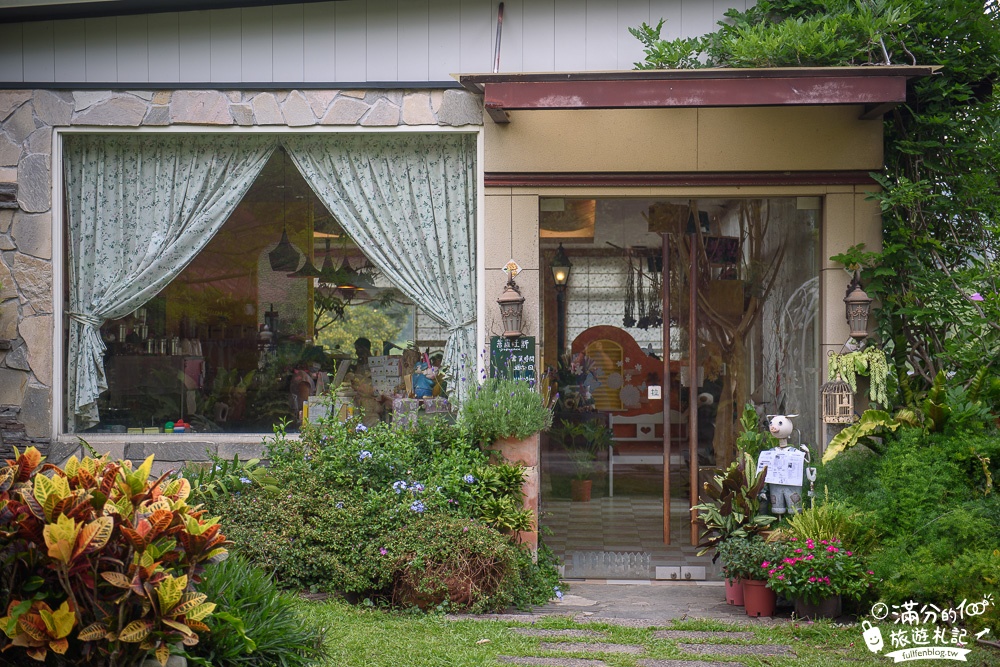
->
[538,196,819,579]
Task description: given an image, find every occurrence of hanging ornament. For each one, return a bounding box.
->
[623,249,636,328]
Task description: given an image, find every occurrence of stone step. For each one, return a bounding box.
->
[654,630,756,640]
[538,642,645,654]
[677,642,795,657]
[509,628,606,638]
[497,658,609,667]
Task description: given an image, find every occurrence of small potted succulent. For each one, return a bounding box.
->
[764,537,874,619]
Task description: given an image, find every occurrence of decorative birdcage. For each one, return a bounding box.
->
[821,373,855,424]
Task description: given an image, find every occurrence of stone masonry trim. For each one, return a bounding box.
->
[0,87,485,447]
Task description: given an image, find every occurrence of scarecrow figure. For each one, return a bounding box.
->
[760,414,815,516]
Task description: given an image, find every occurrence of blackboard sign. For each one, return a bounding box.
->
[490,336,536,381]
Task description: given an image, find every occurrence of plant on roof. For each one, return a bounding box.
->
[632,0,1000,404]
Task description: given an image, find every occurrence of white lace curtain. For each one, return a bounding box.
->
[284,133,478,401]
[64,134,277,431]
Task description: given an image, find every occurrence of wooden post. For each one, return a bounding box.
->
[688,233,700,547]
[661,232,671,545]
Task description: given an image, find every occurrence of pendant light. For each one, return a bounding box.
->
[268,147,303,273]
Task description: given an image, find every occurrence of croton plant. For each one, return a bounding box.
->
[0,446,228,666]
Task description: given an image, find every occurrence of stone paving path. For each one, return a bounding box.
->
[479,581,799,667]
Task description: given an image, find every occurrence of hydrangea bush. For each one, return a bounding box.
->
[206,417,558,611]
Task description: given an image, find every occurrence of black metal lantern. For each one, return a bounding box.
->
[497,277,525,339]
[550,243,572,289]
[844,270,873,341]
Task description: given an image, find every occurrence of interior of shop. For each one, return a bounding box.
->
[85,147,447,434]
[538,196,820,578]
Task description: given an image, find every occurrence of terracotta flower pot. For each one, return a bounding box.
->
[794,595,842,619]
[725,578,744,606]
[570,479,593,502]
[742,579,776,617]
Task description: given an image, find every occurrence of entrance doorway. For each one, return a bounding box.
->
[538,196,820,579]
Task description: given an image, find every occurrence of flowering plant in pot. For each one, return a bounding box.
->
[764,537,874,619]
[460,377,554,445]
[739,537,785,617]
[716,537,754,606]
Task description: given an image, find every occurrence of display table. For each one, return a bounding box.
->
[105,355,204,416]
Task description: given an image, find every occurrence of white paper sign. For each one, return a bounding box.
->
[756,449,806,486]
[647,385,662,399]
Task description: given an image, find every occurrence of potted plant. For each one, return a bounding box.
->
[765,537,873,619]
[692,451,776,558]
[716,537,760,607]
[740,537,785,617]
[459,377,554,448]
[549,418,611,502]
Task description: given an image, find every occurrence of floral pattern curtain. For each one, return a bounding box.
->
[284,133,478,401]
[64,134,277,431]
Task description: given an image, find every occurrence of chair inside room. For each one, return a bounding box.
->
[608,409,688,496]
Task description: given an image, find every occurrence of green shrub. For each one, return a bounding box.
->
[186,553,324,667]
[781,495,880,554]
[821,427,1000,631]
[458,377,553,443]
[207,417,556,610]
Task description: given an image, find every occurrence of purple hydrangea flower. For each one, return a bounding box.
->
[392,480,408,494]
[358,450,372,462]
[463,474,476,484]
[410,500,425,513]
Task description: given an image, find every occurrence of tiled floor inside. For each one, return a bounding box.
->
[542,496,720,580]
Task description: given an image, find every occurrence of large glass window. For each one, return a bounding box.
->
[65,138,465,434]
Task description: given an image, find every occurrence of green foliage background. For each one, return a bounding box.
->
[632,0,1000,396]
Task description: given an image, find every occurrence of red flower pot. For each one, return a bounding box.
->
[742,579,776,617]
[725,578,744,606]
[570,479,593,502]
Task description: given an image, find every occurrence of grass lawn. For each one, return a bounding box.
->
[301,600,1000,666]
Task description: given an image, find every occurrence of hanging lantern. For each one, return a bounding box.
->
[267,147,304,273]
[550,243,572,289]
[287,255,322,278]
[269,229,301,272]
[497,277,525,339]
[844,270,873,341]
[821,373,855,424]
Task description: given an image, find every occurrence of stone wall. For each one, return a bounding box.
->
[0,87,484,447]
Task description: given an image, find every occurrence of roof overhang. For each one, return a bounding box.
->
[0,0,337,23]
[459,66,938,124]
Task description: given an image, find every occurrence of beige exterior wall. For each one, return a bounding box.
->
[484,184,881,366]
[481,105,884,368]
[484,106,884,173]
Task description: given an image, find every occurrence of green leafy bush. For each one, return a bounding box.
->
[821,428,1000,630]
[459,377,553,443]
[0,447,227,666]
[779,496,880,554]
[186,553,325,667]
[207,418,555,611]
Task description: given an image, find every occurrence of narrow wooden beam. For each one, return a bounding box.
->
[688,233,700,547]
[662,233,671,546]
